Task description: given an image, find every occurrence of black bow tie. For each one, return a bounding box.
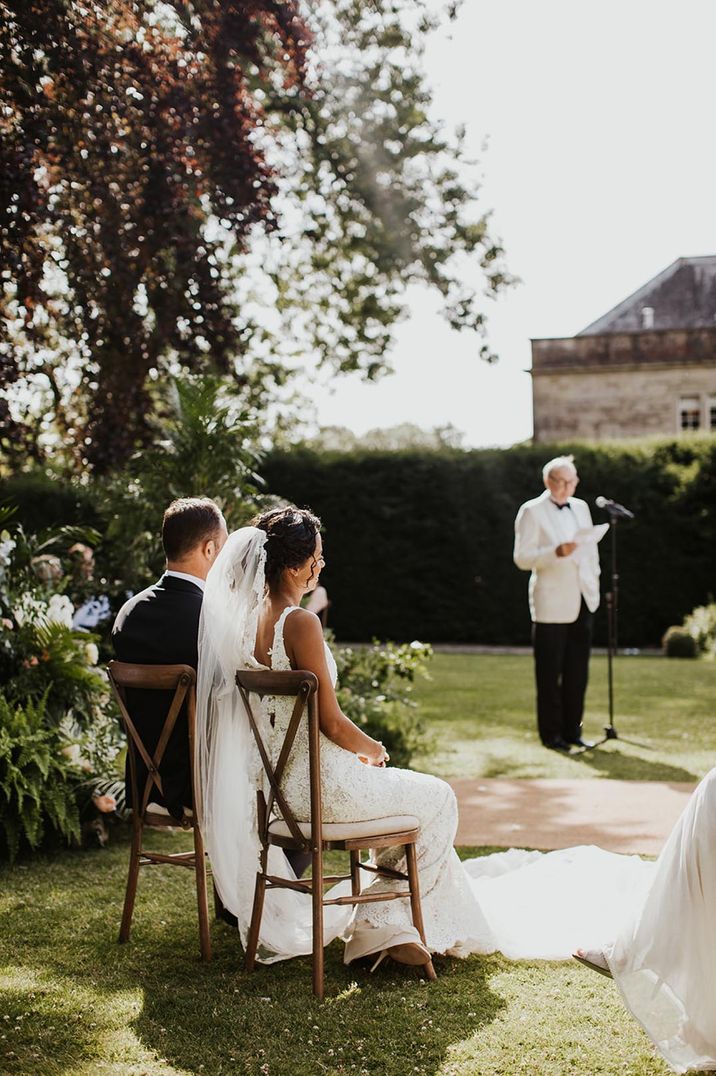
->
[551,500,572,510]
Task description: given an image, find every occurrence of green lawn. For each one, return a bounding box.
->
[414,653,716,783]
[3,653,714,1074]
[1,834,677,1076]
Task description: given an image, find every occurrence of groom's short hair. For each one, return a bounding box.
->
[162,497,224,561]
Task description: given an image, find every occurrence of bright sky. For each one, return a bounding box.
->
[309,0,716,447]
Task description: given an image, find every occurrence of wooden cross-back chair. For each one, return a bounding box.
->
[235,668,437,999]
[107,661,211,961]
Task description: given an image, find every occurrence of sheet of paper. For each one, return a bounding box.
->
[574,523,610,546]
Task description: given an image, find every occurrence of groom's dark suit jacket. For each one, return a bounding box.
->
[112,574,203,821]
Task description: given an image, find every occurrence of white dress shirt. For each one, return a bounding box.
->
[166,570,205,591]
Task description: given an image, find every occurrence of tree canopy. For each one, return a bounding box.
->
[1,0,511,472]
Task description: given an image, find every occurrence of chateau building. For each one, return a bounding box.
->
[531,256,716,442]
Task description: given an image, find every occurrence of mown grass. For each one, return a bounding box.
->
[1,833,679,1076]
[3,653,714,1074]
[414,653,716,783]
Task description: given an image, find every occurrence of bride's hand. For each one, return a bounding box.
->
[358,741,390,767]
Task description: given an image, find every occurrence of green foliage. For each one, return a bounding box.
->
[0,519,121,862]
[97,374,265,594]
[0,692,81,861]
[1,375,265,599]
[2,1,510,473]
[0,471,99,531]
[1,0,309,471]
[0,522,109,727]
[254,0,512,381]
[333,635,433,768]
[682,604,716,659]
[262,437,716,647]
[661,626,698,659]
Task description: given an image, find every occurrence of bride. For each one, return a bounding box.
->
[196,505,716,1074]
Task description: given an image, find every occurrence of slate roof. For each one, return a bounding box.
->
[578,256,716,336]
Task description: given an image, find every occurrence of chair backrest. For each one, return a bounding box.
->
[107,661,197,818]
[235,669,320,848]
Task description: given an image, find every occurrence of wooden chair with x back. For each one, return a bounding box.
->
[107,661,211,961]
[235,668,437,999]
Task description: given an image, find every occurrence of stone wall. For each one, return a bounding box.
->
[531,327,716,442]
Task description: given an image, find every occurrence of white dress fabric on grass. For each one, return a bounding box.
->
[603,769,716,1074]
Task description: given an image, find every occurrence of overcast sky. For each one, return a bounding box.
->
[308,0,716,447]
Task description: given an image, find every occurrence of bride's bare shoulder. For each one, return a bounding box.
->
[282,606,323,644]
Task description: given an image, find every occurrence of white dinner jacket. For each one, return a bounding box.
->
[513,490,601,623]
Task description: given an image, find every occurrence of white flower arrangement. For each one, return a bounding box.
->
[13,593,49,628]
[46,594,75,629]
[84,642,99,666]
[0,532,16,572]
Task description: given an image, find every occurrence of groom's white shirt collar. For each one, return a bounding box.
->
[165,569,205,591]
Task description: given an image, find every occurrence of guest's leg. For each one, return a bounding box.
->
[561,600,593,743]
[533,621,568,745]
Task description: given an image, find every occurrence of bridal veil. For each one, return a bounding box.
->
[195,527,352,962]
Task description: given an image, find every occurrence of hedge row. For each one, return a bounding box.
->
[3,439,715,646]
[262,440,716,646]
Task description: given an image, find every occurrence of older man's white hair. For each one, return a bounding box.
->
[542,455,576,482]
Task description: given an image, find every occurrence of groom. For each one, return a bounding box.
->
[112,497,228,820]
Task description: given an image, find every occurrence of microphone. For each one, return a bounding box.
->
[595,496,635,520]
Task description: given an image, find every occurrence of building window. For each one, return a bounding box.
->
[679,396,701,431]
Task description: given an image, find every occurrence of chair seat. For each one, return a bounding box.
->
[146,803,194,820]
[268,814,419,842]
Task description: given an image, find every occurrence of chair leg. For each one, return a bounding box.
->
[193,825,212,962]
[245,852,268,973]
[119,816,142,943]
[405,842,437,982]
[311,846,325,1001]
[349,850,361,898]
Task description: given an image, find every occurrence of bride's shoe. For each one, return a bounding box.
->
[370,941,436,979]
[573,947,613,979]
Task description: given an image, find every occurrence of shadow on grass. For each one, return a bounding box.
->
[1,835,507,1076]
[571,745,698,783]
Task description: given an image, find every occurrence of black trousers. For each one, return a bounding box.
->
[533,599,593,745]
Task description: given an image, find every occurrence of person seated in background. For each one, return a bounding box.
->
[68,543,112,632]
[304,582,330,626]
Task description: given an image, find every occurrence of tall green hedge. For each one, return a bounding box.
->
[0,472,100,532]
[3,438,715,646]
[262,440,716,647]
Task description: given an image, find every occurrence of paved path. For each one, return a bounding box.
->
[450,777,696,855]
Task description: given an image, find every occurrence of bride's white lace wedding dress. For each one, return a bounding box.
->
[269,606,494,960]
[271,608,716,1072]
[197,529,715,1075]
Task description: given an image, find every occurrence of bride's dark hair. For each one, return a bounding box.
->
[251,505,321,587]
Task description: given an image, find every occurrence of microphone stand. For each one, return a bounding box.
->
[589,503,632,748]
[603,510,620,741]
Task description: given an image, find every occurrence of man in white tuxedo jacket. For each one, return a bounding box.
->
[513,455,601,751]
